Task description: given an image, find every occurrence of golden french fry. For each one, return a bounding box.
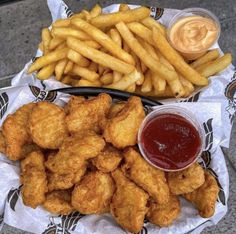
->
[119,4,130,12]
[76,79,101,87]
[38,42,44,52]
[141,61,148,74]
[123,41,131,53]
[52,18,71,28]
[55,58,68,81]
[64,60,74,74]
[141,70,152,92]
[110,28,122,47]
[90,4,102,18]
[72,64,99,81]
[138,38,159,61]
[71,18,135,65]
[152,27,208,86]
[100,73,113,85]
[70,12,86,20]
[49,37,65,50]
[151,71,166,92]
[113,71,122,83]
[196,53,232,77]
[61,75,73,85]
[91,7,150,28]
[67,37,135,74]
[98,65,106,75]
[135,86,173,97]
[141,17,166,36]
[37,63,56,80]
[130,51,144,85]
[126,83,136,92]
[116,22,179,82]
[190,49,220,68]
[179,75,195,93]
[28,48,68,73]
[81,10,92,21]
[42,28,52,54]
[52,27,91,40]
[88,62,98,72]
[84,40,101,49]
[67,49,90,67]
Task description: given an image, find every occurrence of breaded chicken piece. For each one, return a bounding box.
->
[72,171,115,214]
[146,195,181,227]
[111,169,149,233]
[43,190,74,215]
[64,96,85,114]
[122,148,170,204]
[45,131,105,174]
[29,102,68,149]
[108,102,126,118]
[91,145,122,172]
[167,163,205,195]
[183,171,219,218]
[2,103,35,160]
[0,131,6,154]
[21,151,47,208]
[103,96,145,148]
[66,93,112,134]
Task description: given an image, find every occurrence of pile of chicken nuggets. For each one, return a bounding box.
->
[0,93,220,233]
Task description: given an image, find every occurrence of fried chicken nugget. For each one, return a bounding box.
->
[122,148,170,204]
[72,171,115,214]
[21,151,47,208]
[64,95,86,114]
[29,102,68,149]
[103,96,145,148]
[111,169,149,233]
[183,171,219,218]
[108,102,126,118]
[167,163,205,195]
[146,195,181,227]
[0,131,6,154]
[66,93,112,134]
[2,103,35,160]
[43,190,74,215]
[91,145,122,172]
[45,132,105,174]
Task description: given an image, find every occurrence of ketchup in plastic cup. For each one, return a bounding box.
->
[138,106,205,172]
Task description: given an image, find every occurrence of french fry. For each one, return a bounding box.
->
[38,42,44,52]
[151,71,166,92]
[152,27,208,86]
[119,4,130,12]
[37,63,56,80]
[98,65,106,75]
[90,4,102,18]
[88,62,98,72]
[116,22,179,82]
[72,64,99,81]
[106,69,141,90]
[42,28,52,54]
[67,49,90,67]
[130,51,144,85]
[76,79,101,87]
[190,49,220,68]
[100,73,113,85]
[61,75,73,85]
[123,41,131,53]
[141,61,148,73]
[179,75,195,93]
[49,37,64,50]
[196,53,232,77]
[70,12,86,20]
[52,27,91,40]
[126,83,136,92]
[141,70,152,92]
[110,28,122,47]
[71,18,135,65]
[138,38,159,61]
[84,40,101,49]
[81,10,92,21]
[91,7,150,28]
[55,58,68,81]
[113,71,122,83]
[67,37,135,74]
[136,86,174,97]
[64,60,74,74]
[28,48,68,73]
[52,18,71,28]
[141,17,166,36]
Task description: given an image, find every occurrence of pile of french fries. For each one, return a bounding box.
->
[28,3,232,98]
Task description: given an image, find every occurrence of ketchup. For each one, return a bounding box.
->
[140,113,201,170]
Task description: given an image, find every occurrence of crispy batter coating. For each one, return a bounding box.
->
[64,96,86,114]
[91,145,122,172]
[167,163,205,195]
[111,169,149,233]
[103,96,145,148]
[21,151,47,208]
[2,103,35,160]
[66,93,112,134]
[72,171,115,214]
[146,195,181,227]
[29,101,68,149]
[45,131,105,174]
[43,190,74,215]
[0,131,6,154]
[183,171,219,218]
[122,148,170,204]
[108,102,126,118]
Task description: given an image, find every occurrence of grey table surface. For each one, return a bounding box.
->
[0,0,236,233]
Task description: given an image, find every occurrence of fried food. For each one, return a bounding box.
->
[72,171,115,214]
[64,95,85,114]
[0,131,6,154]
[183,171,219,218]
[66,93,112,134]
[43,190,74,215]
[167,163,205,195]
[122,148,170,204]
[111,169,149,233]
[2,103,35,160]
[29,102,68,149]
[45,131,105,174]
[91,145,122,172]
[103,96,145,148]
[146,195,181,227]
[21,151,47,208]
[108,102,126,118]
